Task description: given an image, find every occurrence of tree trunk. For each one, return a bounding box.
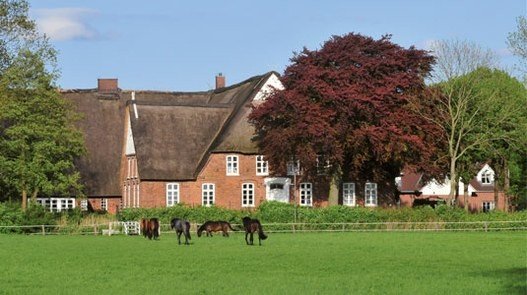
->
[21,189,27,211]
[448,160,457,207]
[328,175,339,206]
[30,189,39,205]
[463,182,469,212]
[504,161,510,213]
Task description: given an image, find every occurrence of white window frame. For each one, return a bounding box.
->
[316,155,331,175]
[80,199,88,211]
[365,182,378,207]
[166,183,180,207]
[299,182,313,207]
[37,198,76,212]
[202,183,215,207]
[256,155,269,176]
[242,183,255,207]
[482,201,495,212]
[226,155,239,176]
[342,182,356,206]
[101,198,108,211]
[480,170,493,184]
[287,160,301,176]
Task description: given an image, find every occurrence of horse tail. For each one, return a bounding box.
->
[185,221,192,240]
[256,220,267,240]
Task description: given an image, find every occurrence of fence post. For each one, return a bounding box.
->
[109,222,112,236]
[484,221,488,232]
[41,225,45,236]
[94,224,97,236]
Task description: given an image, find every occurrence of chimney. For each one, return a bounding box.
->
[215,73,225,89]
[98,78,118,93]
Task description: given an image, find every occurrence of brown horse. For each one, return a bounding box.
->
[197,221,235,237]
[242,217,267,246]
[141,218,160,240]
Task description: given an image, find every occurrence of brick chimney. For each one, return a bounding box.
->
[98,78,118,93]
[215,73,225,89]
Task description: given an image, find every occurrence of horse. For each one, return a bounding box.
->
[242,217,267,246]
[197,221,235,237]
[140,218,159,240]
[146,218,160,240]
[140,218,149,238]
[170,218,191,245]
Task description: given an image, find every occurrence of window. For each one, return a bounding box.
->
[287,160,300,176]
[365,182,377,207]
[226,155,239,176]
[299,182,313,206]
[480,170,493,184]
[242,183,255,207]
[256,155,269,176]
[80,199,88,211]
[316,155,331,175]
[36,198,76,212]
[166,183,179,207]
[270,183,284,190]
[342,182,356,206]
[101,198,108,211]
[202,183,215,206]
[482,202,495,212]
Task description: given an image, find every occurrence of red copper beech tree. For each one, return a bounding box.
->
[249,33,444,204]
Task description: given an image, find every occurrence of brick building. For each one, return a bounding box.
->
[30,72,501,214]
[398,164,506,212]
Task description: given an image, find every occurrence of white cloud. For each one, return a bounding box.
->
[34,8,100,41]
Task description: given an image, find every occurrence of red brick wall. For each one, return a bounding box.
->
[87,197,121,214]
[399,192,506,212]
[139,154,271,209]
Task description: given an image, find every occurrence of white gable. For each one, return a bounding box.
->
[476,164,494,184]
[421,178,475,196]
[125,116,136,156]
[253,73,284,101]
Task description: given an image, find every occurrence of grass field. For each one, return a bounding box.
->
[0,231,525,294]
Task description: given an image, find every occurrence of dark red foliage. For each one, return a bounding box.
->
[249,33,444,183]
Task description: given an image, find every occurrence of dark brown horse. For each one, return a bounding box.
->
[197,221,235,237]
[141,218,160,240]
[242,217,267,246]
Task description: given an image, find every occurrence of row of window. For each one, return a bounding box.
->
[166,183,256,207]
[165,182,379,207]
[226,155,268,176]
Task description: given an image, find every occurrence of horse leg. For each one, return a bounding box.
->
[177,231,182,245]
[250,232,254,245]
[245,232,249,245]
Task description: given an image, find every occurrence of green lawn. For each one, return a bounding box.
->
[0,231,525,294]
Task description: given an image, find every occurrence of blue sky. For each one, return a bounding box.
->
[28,0,526,91]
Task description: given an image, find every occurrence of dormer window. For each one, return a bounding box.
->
[480,170,493,184]
[287,160,301,176]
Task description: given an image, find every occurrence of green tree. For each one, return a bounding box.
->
[468,68,527,211]
[0,50,85,209]
[0,1,85,209]
[0,0,56,73]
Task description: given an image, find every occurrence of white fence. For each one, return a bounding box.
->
[0,220,526,235]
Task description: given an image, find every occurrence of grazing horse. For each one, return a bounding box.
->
[170,218,191,245]
[197,221,235,237]
[242,217,267,246]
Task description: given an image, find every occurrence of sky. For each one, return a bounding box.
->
[28,0,526,91]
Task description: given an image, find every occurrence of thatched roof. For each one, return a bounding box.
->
[63,72,276,194]
[129,72,274,180]
[61,90,126,196]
